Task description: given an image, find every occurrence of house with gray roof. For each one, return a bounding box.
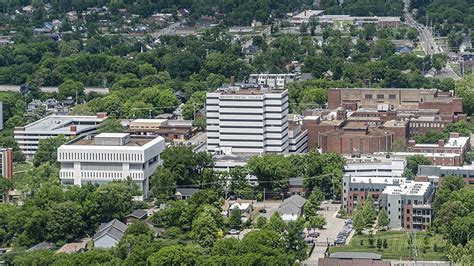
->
[93,219,128,248]
[277,194,307,221]
[125,209,148,225]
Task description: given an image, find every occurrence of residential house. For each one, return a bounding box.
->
[125,209,148,225]
[175,187,199,200]
[289,177,306,196]
[93,219,128,248]
[277,194,307,221]
[26,242,55,252]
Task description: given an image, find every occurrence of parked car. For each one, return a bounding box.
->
[259,209,267,213]
[308,232,320,238]
[228,229,240,235]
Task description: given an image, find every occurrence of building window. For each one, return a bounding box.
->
[377,94,384,99]
[365,94,372,99]
[389,94,396,99]
[407,209,410,214]
[407,217,410,221]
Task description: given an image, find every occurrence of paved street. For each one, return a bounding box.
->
[403,0,461,80]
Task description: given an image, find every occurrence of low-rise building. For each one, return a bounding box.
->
[93,219,128,248]
[418,164,474,184]
[291,10,324,25]
[57,133,165,199]
[125,209,148,225]
[127,119,197,142]
[460,53,474,76]
[247,73,298,88]
[277,194,306,221]
[14,114,106,158]
[407,133,470,162]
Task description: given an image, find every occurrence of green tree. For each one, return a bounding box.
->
[307,214,326,229]
[304,187,324,218]
[228,208,243,230]
[403,155,432,179]
[433,175,465,211]
[33,135,68,167]
[362,194,377,225]
[58,80,84,101]
[97,118,123,133]
[147,245,202,266]
[352,207,365,234]
[266,212,286,234]
[151,167,177,202]
[85,182,133,231]
[125,220,153,238]
[455,74,474,115]
[46,201,84,243]
[191,205,222,247]
[376,208,390,231]
[256,216,267,228]
[383,238,388,249]
[443,121,471,137]
[376,238,382,250]
[247,154,295,193]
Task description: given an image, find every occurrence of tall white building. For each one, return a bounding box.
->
[14,114,106,158]
[57,133,165,199]
[207,85,291,154]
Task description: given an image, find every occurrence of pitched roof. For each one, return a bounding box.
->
[93,219,128,242]
[283,194,306,208]
[277,200,302,216]
[26,242,55,252]
[127,209,148,219]
[175,187,199,197]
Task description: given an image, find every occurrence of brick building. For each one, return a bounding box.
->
[328,88,463,114]
[407,132,470,162]
[318,121,393,155]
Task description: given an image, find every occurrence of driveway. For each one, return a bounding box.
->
[253,201,281,219]
[303,203,346,265]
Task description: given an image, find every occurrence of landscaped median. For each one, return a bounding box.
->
[329,230,448,261]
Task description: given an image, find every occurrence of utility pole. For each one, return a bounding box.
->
[263,187,266,208]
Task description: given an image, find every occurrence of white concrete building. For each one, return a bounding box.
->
[381,180,433,230]
[248,74,297,88]
[57,133,165,199]
[288,124,308,153]
[344,157,406,178]
[14,114,106,158]
[207,85,290,154]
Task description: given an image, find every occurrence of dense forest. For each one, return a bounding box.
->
[0,0,312,26]
[319,0,404,16]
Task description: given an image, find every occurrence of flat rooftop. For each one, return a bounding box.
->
[346,176,406,185]
[382,180,430,196]
[414,136,469,148]
[70,136,153,147]
[130,119,167,124]
[16,115,104,133]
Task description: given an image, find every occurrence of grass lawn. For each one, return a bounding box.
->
[330,230,448,261]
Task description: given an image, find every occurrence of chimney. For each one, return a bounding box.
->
[230,76,235,86]
[438,139,445,147]
[449,132,460,139]
[70,125,77,132]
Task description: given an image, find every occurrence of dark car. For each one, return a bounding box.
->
[259,209,267,213]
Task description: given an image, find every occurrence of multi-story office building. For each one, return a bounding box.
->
[57,133,165,199]
[14,114,106,158]
[0,148,13,179]
[380,180,434,230]
[207,84,291,155]
[407,133,470,162]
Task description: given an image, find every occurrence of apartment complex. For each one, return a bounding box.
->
[247,74,298,88]
[14,114,106,158]
[57,133,165,199]
[207,84,307,155]
[381,180,434,230]
[0,148,13,179]
[318,15,400,29]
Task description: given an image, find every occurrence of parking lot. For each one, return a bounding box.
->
[303,203,350,265]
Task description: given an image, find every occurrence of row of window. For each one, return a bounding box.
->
[364,94,397,100]
[58,151,144,162]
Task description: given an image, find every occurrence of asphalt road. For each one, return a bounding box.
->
[0,85,109,94]
[403,0,460,80]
